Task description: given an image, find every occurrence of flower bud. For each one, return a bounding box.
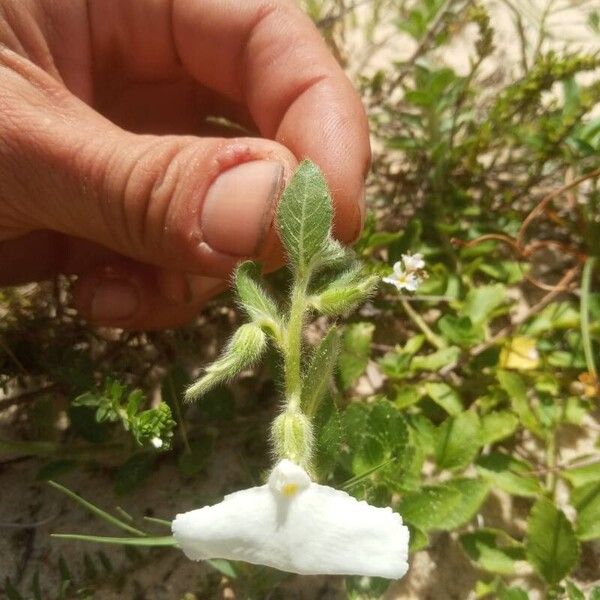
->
[185,323,267,402]
[271,408,314,468]
[311,276,378,316]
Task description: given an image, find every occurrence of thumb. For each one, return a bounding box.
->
[0,48,295,278]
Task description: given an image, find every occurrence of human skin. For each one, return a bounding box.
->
[0,0,370,329]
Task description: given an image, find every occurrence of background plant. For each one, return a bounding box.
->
[2,1,600,598]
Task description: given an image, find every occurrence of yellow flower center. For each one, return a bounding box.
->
[281,483,299,497]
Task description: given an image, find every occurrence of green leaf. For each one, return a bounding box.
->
[562,461,600,487]
[461,285,506,325]
[301,328,340,418]
[411,346,460,371]
[234,261,282,337]
[498,586,529,600]
[460,528,525,574]
[477,452,541,498]
[523,301,579,335]
[497,370,544,438]
[437,315,483,346]
[480,411,519,444]
[400,478,488,531]
[48,480,146,536]
[185,322,267,401]
[525,498,579,585]
[424,382,463,416]
[408,526,429,553]
[572,481,600,541]
[276,160,333,274]
[439,478,489,530]
[399,484,461,532]
[566,581,585,600]
[435,410,481,470]
[337,323,374,390]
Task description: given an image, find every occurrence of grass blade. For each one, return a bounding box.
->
[48,480,146,537]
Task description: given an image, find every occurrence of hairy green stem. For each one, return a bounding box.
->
[284,275,309,409]
[581,256,597,379]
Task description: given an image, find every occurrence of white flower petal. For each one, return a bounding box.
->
[151,437,163,449]
[382,276,401,290]
[402,253,425,271]
[392,261,404,276]
[404,273,421,292]
[172,460,409,579]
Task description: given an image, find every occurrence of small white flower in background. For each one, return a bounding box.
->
[402,252,425,271]
[150,437,163,449]
[172,459,409,579]
[383,253,426,293]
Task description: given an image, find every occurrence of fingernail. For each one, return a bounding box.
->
[91,279,140,321]
[201,160,284,256]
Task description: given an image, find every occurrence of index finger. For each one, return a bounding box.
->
[173,0,371,242]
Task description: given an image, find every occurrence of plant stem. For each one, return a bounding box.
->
[400,298,446,350]
[284,275,309,409]
[581,256,597,379]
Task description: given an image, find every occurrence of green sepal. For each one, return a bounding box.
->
[271,408,314,468]
[234,261,283,342]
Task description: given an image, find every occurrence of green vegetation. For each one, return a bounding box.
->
[2,1,600,598]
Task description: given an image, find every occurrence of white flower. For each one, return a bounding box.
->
[402,253,425,271]
[383,262,421,292]
[150,437,163,449]
[172,459,409,579]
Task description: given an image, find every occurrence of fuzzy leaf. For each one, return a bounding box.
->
[301,328,340,418]
[234,261,282,337]
[525,498,579,585]
[276,160,333,274]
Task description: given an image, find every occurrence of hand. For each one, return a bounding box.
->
[0,0,370,329]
